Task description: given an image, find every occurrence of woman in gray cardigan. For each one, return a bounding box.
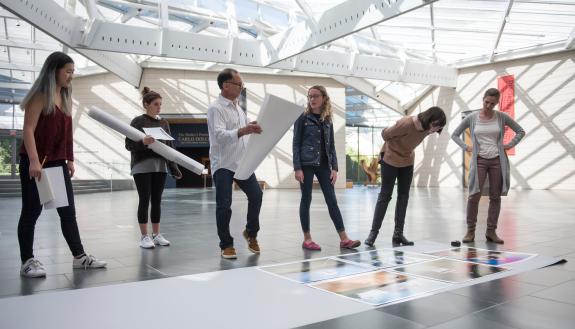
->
[451,88,525,244]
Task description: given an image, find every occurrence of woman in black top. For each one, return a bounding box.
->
[293,85,360,251]
[126,87,182,249]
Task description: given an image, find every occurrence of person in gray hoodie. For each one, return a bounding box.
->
[126,87,182,249]
[451,88,525,244]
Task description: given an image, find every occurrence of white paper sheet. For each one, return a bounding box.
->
[88,107,206,175]
[35,170,54,205]
[142,127,174,141]
[41,167,69,209]
[234,94,303,180]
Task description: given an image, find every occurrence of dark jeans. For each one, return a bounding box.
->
[133,172,167,224]
[467,156,502,229]
[370,161,414,235]
[18,155,85,262]
[213,168,262,249]
[299,162,345,233]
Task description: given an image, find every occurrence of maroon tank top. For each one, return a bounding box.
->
[20,106,73,162]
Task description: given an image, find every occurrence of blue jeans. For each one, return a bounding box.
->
[299,162,345,233]
[213,168,262,249]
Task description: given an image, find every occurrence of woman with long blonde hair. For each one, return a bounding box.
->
[293,85,360,251]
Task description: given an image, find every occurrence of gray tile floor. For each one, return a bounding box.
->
[1,187,574,328]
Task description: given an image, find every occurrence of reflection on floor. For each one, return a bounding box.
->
[1,187,574,328]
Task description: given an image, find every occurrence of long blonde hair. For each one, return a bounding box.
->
[20,51,74,115]
[305,85,332,123]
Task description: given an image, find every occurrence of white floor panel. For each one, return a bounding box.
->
[0,267,372,329]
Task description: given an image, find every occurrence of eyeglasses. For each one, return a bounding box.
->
[225,80,244,89]
[308,94,323,100]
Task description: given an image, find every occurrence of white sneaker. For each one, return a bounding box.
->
[153,233,170,246]
[20,258,46,278]
[140,235,155,249]
[73,254,107,269]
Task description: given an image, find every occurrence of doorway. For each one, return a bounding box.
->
[164,115,210,188]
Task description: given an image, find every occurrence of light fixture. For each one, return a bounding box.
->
[16,20,21,27]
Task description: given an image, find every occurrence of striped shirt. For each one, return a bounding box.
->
[207,95,249,174]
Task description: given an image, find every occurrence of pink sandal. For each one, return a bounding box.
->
[302,241,321,251]
[340,239,361,249]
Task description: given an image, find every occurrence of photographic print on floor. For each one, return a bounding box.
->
[337,249,438,268]
[310,269,450,306]
[254,243,560,308]
[258,257,376,283]
[426,247,536,266]
[392,258,508,283]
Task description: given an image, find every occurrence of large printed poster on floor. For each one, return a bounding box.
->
[393,258,507,283]
[426,247,535,266]
[256,245,548,307]
[337,250,437,268]
[311,270,450,306]
[498,75,516,155]
[259,258,375,284]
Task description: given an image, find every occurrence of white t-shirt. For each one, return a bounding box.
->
[475,116,500,159]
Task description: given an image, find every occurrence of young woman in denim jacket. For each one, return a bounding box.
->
[293,86,360,251]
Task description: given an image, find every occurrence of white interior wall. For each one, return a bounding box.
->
[70,69,346,188]
[408,50,575,190]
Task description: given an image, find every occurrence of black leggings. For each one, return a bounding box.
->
[133,172,167,224]
[370,161,414,235]
[18,155,85,262]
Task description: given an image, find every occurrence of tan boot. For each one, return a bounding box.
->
[462,227,475,243]
[486,229,504,244]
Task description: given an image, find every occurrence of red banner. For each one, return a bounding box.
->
[498,75,515,155]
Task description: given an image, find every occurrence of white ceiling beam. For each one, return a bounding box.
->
[403,85,436,113]
[96,0,157,12]
[0,39,62,52]
[370,26,379,40]
[0,81,31,89]
[331,76,402,113]
[98,0,230,26]
[0,62,42,72]
[83,0,102,20]
[565,27,575,49]
[1,0,143,87]
[0,9,17,19]
[489,0,514,62]
[226,0,239,37]
[294,0,318,26]
[97,0,442,78]
[120,7,139,24]
[455,41,570,69]
[0,0,457,87]
[69,16,457,86]
[159,1,169,29]
[3,14,13,81]
[265,0,437,65]
[190,20,213,33]
[429,3,437,62]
